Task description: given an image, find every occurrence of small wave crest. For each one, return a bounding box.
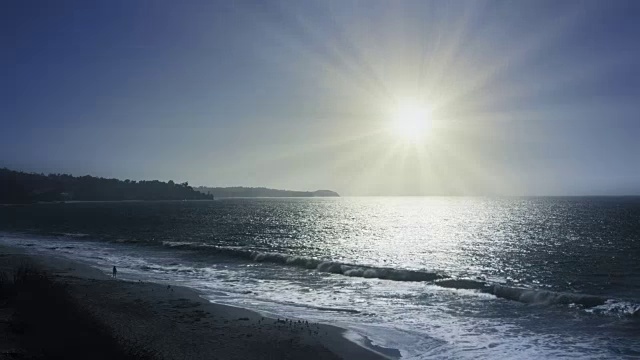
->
[434,279,640,316]
[162,242,444,282]
[587,300,640,317]
[489,285,607,308]
[54,232,89,238]
[435,279,608,307]
[434,279,640,317]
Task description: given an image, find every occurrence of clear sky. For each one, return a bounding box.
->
[3,0,640,195]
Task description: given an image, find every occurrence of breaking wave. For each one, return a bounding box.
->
[435,279,608,307]
[587,300,640,317]
[160,242,639,316]
[434,279,640,316]
[162,242,445,282]
[489,285,608,307]
[434,278,608,307]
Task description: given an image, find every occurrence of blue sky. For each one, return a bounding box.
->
[3,0,640,195]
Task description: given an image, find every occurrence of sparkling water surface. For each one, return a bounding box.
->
[1,197,639,358]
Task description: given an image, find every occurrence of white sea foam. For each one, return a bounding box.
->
[2,232,639,359]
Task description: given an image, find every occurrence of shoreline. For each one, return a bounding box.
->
[0,244,400,360]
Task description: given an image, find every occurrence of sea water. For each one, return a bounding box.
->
[1,197,639,359]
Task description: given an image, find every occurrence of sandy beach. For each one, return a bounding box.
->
[0,245,398,360]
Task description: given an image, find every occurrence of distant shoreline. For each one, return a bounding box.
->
[0,199,216,206]
[196,186,339,198]
[3,195,640,206]
[0,198,346,206]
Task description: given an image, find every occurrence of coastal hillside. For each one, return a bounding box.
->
[0,168,213,203]
[197,186,339,198]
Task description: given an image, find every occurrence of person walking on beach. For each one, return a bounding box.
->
[112,266,117,278]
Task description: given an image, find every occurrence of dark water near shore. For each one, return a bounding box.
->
[1,197,639,358]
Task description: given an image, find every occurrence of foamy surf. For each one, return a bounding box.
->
[2,231,639,359]
[161,242,640,316]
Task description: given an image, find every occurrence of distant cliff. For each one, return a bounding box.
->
[0,168,213,203]
[196,187,339,198]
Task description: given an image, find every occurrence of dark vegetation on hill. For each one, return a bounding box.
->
[197,186,339,198]
[0,264,155,360]
[0,168,213,203]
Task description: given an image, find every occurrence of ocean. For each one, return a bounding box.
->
[1,197,639,359]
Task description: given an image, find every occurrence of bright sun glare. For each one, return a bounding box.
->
[390,103,433,143]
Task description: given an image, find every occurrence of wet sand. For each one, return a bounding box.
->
[0,245,399,359]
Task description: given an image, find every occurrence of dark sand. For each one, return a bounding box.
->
[0,245,400,360]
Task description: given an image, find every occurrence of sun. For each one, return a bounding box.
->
[389,103,433,143]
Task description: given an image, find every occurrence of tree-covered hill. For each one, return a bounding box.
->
[0,168,213,203]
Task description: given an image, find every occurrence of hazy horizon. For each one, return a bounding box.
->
[4,1,640,196]
[4,166,640,197]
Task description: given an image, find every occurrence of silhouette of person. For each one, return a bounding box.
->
[112,266,117,278]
